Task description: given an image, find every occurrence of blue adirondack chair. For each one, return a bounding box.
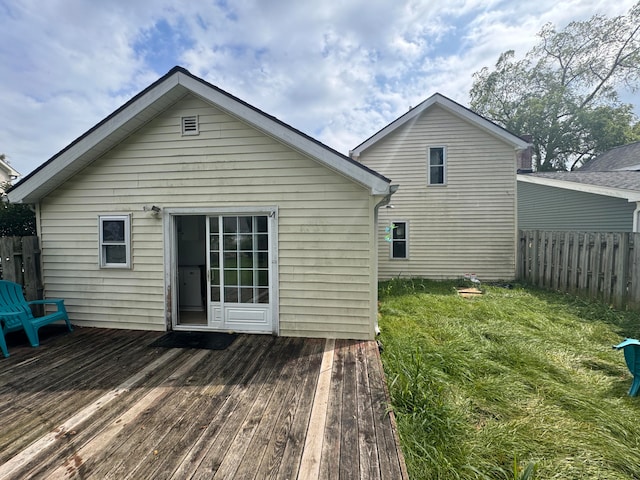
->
[613,338,640,397]
[0,280,72,358]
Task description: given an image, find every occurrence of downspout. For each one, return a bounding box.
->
[633,201,640,233]
[372,184,399,335]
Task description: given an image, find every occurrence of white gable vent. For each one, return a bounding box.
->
[181,115,199,136]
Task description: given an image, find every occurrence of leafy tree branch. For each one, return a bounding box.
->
[470,2,640,171]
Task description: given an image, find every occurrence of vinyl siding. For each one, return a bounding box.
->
[38,93,377,339]
[518,181,635,232]
[359,105,517,281]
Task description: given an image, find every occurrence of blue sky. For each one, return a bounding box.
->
[1,0,638,176]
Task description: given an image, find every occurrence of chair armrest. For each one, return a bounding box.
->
[27,299,65,307]
[613,338,640,350]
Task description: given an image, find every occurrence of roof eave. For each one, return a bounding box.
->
[351,93,531,157]
[9,67,391,203]
[8,72,185,204]
[517,174,640,202]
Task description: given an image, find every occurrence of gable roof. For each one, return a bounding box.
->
[350,92,531,157]
[577,140,640,172]
[8,66,391,204]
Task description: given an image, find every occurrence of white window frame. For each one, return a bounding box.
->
[389,220,409,260]
[99,214,131,269]
[428,146,447,186]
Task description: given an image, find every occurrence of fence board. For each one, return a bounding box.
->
[602,234,614,304]
[569,232,580,294]
[614,233,629,307]
[560,232,570,291]
[518,230,637,311]
[589,233,600,298]
[0,236,42,302]
[532,231,540,285]
[579,233,590,291]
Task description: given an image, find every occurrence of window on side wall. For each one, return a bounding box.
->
[99,215,131,269]
[428,146,446,185]
[390,221,408,259]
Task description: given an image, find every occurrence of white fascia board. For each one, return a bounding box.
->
[517,174,640,202]
[351,93,530,156]
[8,76,182,204]
[177,73,390,195]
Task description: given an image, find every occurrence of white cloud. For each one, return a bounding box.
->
[0,0,638,176]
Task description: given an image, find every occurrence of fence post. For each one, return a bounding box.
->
[516,230,523,280]
[22,236,42,296]
[523,230,532,282]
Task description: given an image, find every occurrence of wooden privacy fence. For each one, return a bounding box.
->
[0,236,42,302]
[517,230,640,310]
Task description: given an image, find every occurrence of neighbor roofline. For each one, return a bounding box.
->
[517,173,640,202]
[350,92,531,157]
[0,158,19,178]
[9,66,391,203]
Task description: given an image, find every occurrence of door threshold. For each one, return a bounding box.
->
[173,325,232,333]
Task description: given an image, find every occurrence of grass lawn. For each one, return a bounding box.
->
[378,279,640,480]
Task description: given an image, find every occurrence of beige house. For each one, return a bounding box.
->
[8,67,393,340]
[351,93,530,281]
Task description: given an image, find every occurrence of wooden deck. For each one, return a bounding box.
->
[0,326,407,479]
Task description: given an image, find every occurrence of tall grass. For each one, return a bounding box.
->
[378,278,640,479]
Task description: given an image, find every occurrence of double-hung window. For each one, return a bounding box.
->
[390,221,408,259]
[99,215,131,268]
[428,146,446,185]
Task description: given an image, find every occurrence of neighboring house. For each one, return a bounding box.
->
[0,157,20,193]
[7,66,394,341]
[518,141,640,233]
[351,93,530,281]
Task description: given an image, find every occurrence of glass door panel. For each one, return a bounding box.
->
[209,215,270,306]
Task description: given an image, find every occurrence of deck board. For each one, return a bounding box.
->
[0,326,407,479]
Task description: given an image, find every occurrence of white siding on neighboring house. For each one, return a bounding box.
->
[0,158,19,193]
[359,105,518,281]
[38,94,377,339]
